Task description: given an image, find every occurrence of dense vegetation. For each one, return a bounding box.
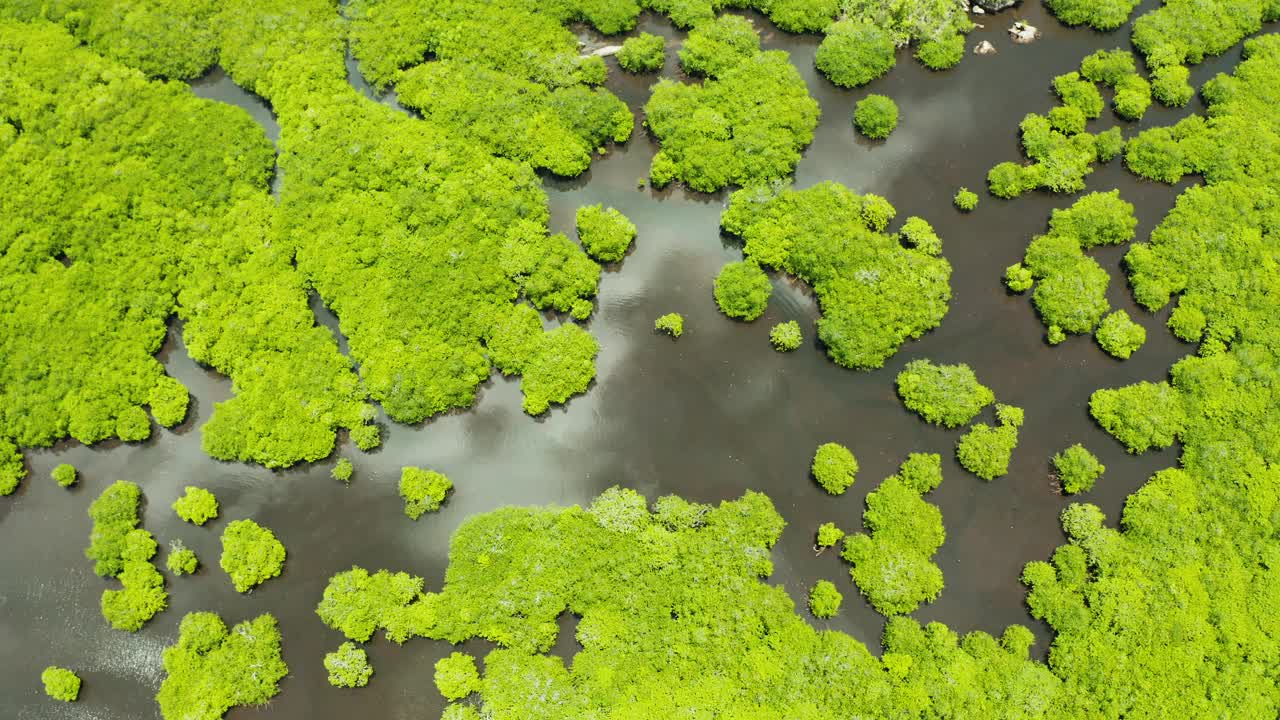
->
[954,187,978,212]
[400,467,453,519]
[435,652,481,700]
[770,320,803,351]
[576,205,637,263]
[219,520,286,593]
[324,642,373,688]
[41,666,80,702]
[1095,309,1147,359]
[807,580,842,618]
[853,94,899,139]
[316,489,1050,716]
[646,18,819,191]
[51,463,76,488]
[156,612,287,720]
[332,458,354,485]
[85,480,168,631]
[814,0,973,86]
[815,521,844,550]
[841,453,946,615]
[173,487,219,526]
[1052,444,1105,495]
[896,359,995,428]
[722,183,951,368]
[619,33,666,73]
[1044,0,1141,30]
[811,442,858,495]
[167,543,200,577]
[655,313,685,338]
[713,261,773,321]
[1005,191,1138,343]
[956,404,1024,480]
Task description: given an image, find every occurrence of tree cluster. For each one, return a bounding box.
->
[956,404,1024,480]
[896,359,995,428]
[156,612,287,720]
[400,467,453,520]
[173,487,219,526]
[219,519,286,593]
[722,182,951,369]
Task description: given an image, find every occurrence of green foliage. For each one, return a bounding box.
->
[853,94,900,139]
[167,542,200,576]
[654,313,684,338]
[1047,105,1087,136]
[1044,0,1141,30]
[1080,49,1136,86]
[618,32,665,73]
[896,359,995,428]
[487,306,601,415]
[1094,127,1125,162]
[400,467,453,520]
[841,454,945,615]
[325,642,373,688]
[1132,0,1271,68]
[0,437,22,495]
[156,612,287,720]
[173,486,219,526]
[1089,381,1186,453]
[1113,75,1153,121]
[219,519,286,593]
[808,580,842,618]
[953,188,979,212]
[576,205,637,263]
[678,15,759,78]
[316,566,433,643]
[41,666,80,702]
[721,183,951,368]
[436,652,481,700]
[86,481,142,578]
[1095,310,1147,359]
[956,404,1024,480]
[1011,191,1137,339]
[770,321,803,352]
[900,216,942,256]
[316,488,1057,715]
[1053,72,1105,119]
[811,442,858,495]
[101,529,168,631]
[645,38,819,191]
[1052,444,1105,494]
[713,261,772,321]
[51,463,76,488]
[1151,65,1194,107]
[814,20,896,88]
[332,458,354,484]
[1005,263,1034,293]
[914,32,965,71]
[816,522,844,548]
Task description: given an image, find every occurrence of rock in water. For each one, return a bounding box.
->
[976,0,1018,9]
[1009,22,1040,44]
[590,45,623,57]
[974,40,997,55]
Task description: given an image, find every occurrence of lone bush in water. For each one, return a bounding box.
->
[400,467,452,519]
[896,359,995,428]
[854,95,899,139]
[816,522,844,549]
[808,580,843,618]
[332,458,354,485]
[41,666,80,702]
[815,20,896,88]
[713,261,772,321]
[654,313,684,338]
[770,321,803,351]
[1053,444,1105,494]
[812,442,858,495]
[167,541,199,576]
[435,652,481,700]
[156,612,287,720]
[219,519,286,592]
[325,642,373,688]
[173,486,219,526]
[954,188,979,212]
[618,33,665,73]
[576,205,636,263]
[1096,310,1147,359]
[956,404,1024,480]
[51,463,77,488]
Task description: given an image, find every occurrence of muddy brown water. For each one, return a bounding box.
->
[3,4,1272,717]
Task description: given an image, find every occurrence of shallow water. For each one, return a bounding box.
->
[2,5,1271,717]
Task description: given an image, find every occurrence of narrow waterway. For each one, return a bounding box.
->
[1,3,1267,717]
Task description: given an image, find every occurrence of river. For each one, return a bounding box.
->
[0,2,1260,716]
